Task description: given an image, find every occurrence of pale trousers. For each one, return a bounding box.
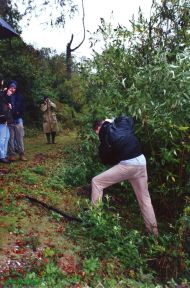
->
[0,124,10,159]
[91,164,158,236]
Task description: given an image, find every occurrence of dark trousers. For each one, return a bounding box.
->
[46,132,56,144]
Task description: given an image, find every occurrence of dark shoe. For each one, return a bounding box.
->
[8,155,17,161]
[19,154,27,161]
[0,158,10,164]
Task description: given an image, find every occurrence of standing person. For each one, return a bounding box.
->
[41,97,58,144]
[0,74,10,164]
[6,80,27,161]
[91,116,158,236]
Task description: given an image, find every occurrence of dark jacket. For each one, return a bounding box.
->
[8,92,24,121]
[0,90,10,121]
[0,90,5,113]
[0,90,24,124]
[98,116,142,165]
[0,90,12,123]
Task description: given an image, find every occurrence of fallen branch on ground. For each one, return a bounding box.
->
[18,194,82,222]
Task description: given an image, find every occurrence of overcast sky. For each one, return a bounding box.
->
[19,0,154,58]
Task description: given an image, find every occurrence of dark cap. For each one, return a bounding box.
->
[8,80,17,89]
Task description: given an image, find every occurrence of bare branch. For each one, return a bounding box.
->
[70,0,85,52]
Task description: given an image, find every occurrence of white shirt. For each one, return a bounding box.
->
[120,154,146,166]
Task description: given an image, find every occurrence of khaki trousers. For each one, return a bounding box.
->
[91,164,158,236]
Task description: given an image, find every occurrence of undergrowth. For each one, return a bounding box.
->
[1,133,190,287]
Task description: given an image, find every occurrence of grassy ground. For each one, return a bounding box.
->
[0,130,86,286]
[0,130,189,287]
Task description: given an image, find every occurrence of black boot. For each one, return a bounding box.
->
[46,133,51,144]
[51,132,56,144]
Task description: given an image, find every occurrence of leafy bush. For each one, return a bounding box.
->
[62,132,104,187]
[75,201,146,270]
[179,199,190,259]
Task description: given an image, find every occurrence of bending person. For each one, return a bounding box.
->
[91,116,158,237]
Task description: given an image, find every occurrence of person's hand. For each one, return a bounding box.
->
[44,98,49,104]
[8,103,12,109]
[7,89,12,96]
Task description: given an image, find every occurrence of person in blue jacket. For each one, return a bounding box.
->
[92,116,158,236]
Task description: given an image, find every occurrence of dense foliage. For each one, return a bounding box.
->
[76,0,190,200]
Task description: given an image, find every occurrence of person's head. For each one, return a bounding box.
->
[93,118,113,135]
[43,96,49,102]
[93,120,105,135]
[8,80,17,94]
